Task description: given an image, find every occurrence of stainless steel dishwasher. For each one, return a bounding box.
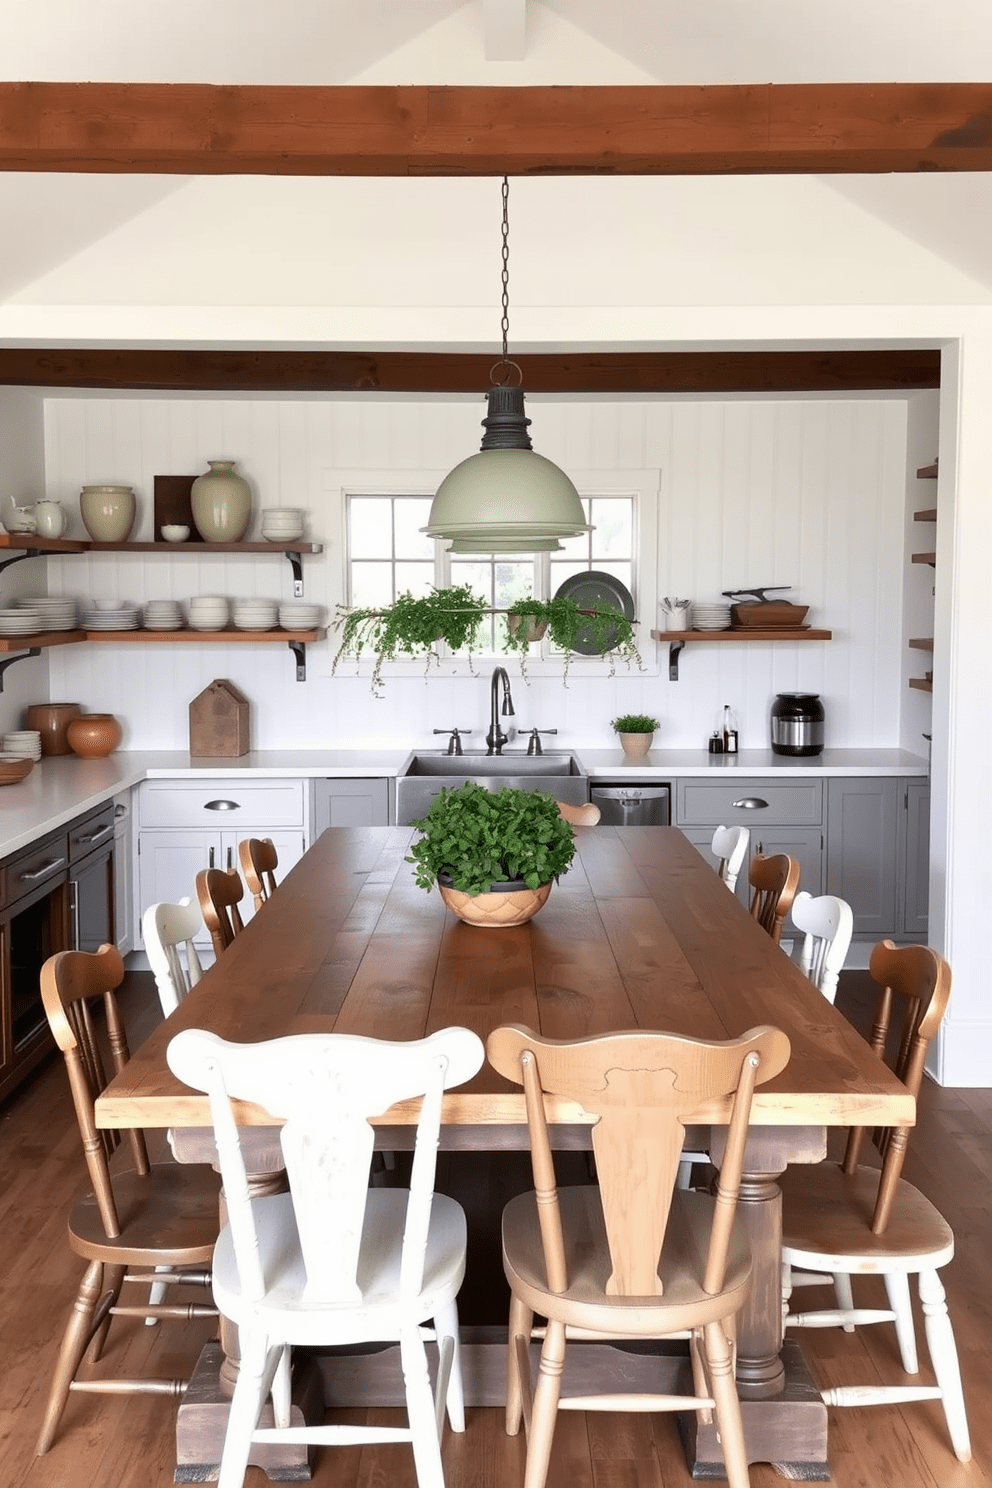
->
[590,783,671,825]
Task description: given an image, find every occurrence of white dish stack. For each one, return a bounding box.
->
[2,730,42,759]
[232,599,279,631]
[0,597,79,634]
[278,601,324,632]
[142,600,184,630]
[187,596,230,632]
[690,600,733,631]
[82,601,141,630]
[261,508,305,543]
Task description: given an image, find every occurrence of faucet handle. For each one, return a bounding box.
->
[433,727,472,756]
[523,728,557,756]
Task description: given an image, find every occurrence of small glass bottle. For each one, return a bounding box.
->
[722,704,739,754]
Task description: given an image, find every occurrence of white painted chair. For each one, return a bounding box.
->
[711,824,749,894]
[781,941,971,1464]
[167,1023,486,1488]
[789,891,853,1005]
[142,898,204,1016]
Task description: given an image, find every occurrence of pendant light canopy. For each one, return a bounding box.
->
[425,179,591,552]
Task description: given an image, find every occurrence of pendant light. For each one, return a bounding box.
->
[425,178,591,550]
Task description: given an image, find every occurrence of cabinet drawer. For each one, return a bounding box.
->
[138,779,305,829]
[4,830,68,906]
[676,778,823,827]
[68,803,116,864]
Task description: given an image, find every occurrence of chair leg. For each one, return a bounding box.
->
[271,1344,292,1430]
[433,1298,465,1433]
[883,1271,919,1373]
[217,1329,274,1488]
[89,1263,126,1360]
[919,1269,972,1464]
[524,1318,566,1488]
[145,1267,170,1327]
[400,1326,446,1488]
[703,1319,751,1488]
[506,1293,533,1436]
[36,1260,104,1454]
[832,1271,856,1334]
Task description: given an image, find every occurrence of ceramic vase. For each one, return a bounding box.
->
[80,485,136,543]
[618,731,654,758]
[32,501,67,539]
[190,460,252,542]
[24,702,83,756]
[66,714,123,758]
[437,874,552,928]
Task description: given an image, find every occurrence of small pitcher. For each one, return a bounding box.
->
[31,500,67,539]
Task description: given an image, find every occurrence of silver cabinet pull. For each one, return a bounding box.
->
[731,798,769,810]
[70,881,80,949]
[209,846,215,869]
[20,856,67,881]
[76,823,114,845]
[205,799,241,811]
[226,845,233,870]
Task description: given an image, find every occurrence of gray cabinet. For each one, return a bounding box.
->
[825,776,929,941]
[675,777,824,906]
[901,780,930,937]
[314,778,390,832]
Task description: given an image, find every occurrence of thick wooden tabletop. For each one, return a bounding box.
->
[96,825,913,1132]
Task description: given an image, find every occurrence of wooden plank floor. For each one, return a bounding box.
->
[1,971,989,1488]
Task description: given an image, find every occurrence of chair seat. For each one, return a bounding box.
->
[502,1186,753,1336]
[67,1162,221,1266]
[212,1188,468,1343]
[780,1161,955,1270]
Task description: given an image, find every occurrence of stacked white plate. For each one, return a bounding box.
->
[261,508,305,542]
[188,595,230,631]
[690,600,733,631]
[2,730,42,759]
[82,601,141,630]
[278,601,324,631]
[232,599,279,631]
[15,596,79,630]
[0,605,45,636]
[142,600,184,631]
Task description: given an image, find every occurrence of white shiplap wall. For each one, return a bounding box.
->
[37,393,910,752]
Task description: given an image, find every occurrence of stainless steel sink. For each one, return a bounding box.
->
[397,752,589,825]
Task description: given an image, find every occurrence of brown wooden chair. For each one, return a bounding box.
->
[747,851,800,944]
[36,944,218,1456]
[238,836,279,912]
[196,866,245,958]
[486,1021,792,1488]
[554,799,601,827]
[781,940,971,1463]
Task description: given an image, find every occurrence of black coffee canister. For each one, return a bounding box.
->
[770,693,825,756]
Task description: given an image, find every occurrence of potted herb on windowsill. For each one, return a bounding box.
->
[406,782,576,928]
[612,713,660,758]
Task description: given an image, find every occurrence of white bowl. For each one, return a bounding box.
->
[161,524,190,543]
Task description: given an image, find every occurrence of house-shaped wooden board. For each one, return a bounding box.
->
[189,679,250,757]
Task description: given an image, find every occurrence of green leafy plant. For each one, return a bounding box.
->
[611,713,660,733]
[407,782,576,896]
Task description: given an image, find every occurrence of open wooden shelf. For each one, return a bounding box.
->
[911,552,936,567]
[651,626,831,681]
[84,627,323,643]
[909,638,934,651]
[909,678,934,693]
[1,534,320,555]
[914,509,937,522]
[0,629,86,653]
[916,463,938,479]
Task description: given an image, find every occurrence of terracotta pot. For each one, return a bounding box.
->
[23,702,83,756]
[190,460,252,542]
[79,485,136,542]
[66,714,123,758]
[437,874,552,928]
[618,731,654,758]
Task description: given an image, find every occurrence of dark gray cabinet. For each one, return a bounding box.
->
[901,780,931,937]
[825,777,928,941]
[675,777,824,906]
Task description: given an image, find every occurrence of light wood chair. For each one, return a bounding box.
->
[781,940,971,1464]
[167,1022,486,1488]
[711,824,749,894]
[486,1021,792,1488]
[748,852,800,944]
[238,836,279,912]
[142,897,205,1016]
[196,866,245,959]
[35,944,218,1456]
[789,890,854,1005]
[554,799,601,827]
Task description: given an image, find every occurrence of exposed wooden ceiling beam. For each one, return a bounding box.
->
[0,347,940,394]
[0,82,990,175]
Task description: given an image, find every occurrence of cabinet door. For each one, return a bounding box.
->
[826,778,899,937]
[748,827,823,902]
[219,830,308,923]
[70,846,114,954]
[902,781,930,937]
[314,779,390,832]
[137,830,219,947]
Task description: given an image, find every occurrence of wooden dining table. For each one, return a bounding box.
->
[97,824,912,1482]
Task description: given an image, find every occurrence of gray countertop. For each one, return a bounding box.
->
[0,746,929,861]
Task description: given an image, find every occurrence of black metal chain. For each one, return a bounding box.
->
[490,175,522,388]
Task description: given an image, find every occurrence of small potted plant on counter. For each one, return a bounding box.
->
[407,782,576,928]
[611,713,660,758]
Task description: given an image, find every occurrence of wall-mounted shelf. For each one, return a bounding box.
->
[909,638,934,651]
[916,463,938,480]
[651,627,832,681]
[914,509,937,523]
[911,552,936,567]
[909,678,933,693]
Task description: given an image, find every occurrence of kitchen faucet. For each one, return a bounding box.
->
[486,666,515,754]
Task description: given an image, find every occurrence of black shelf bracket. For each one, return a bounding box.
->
[0,545,41,579]
[288,640,307,680]
[284,550,305,598]
[0,648,41,691]
[669,640,686,681]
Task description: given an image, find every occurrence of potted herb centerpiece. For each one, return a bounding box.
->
[612,713,660,758]
[407,782,576,928]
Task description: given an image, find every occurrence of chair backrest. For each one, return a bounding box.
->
[748,852,801,944]
[195,867,245,959]
[238,837,279,912]
[790,890,854,1004]
[40,944,149,1237]
[486,1023,790,1299]
[142,897,205,1016]
[555,799,601,827]
[842,939,951,1234]
[167,1025,485,1304]
[711,824,749,894]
